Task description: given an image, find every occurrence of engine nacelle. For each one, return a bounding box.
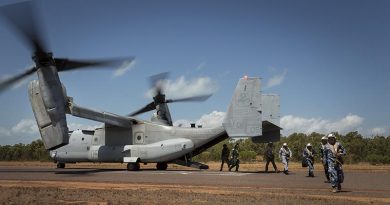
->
[28,79,69,150]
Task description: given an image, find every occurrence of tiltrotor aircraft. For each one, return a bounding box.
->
[0,1,281,171]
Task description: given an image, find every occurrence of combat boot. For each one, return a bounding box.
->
[337,184,342,191]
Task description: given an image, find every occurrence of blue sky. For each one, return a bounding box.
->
[0,0,389,145]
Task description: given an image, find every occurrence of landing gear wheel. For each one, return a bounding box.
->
[127,162,140,171]
[156,162,168,170]
[57,163,65,169]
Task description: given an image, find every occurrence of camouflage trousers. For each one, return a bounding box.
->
[323,163,330,181]
[229,159,240,171]
[307,159,314,176]
[328,162,344,188]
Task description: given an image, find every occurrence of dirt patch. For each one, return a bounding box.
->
[0,180,387,205]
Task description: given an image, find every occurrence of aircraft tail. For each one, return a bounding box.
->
[222,77,262,138]
[251,94,281,143]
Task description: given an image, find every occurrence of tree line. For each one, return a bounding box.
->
[0,139,51,161]
[193,131,390,165]
[0,131,389,164]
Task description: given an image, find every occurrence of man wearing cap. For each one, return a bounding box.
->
[279,143,292,175]
[324,133,346,193]
[264,142,279,173]
[303,143,316,177]
[320,136,330,183]
[220,144,230,171]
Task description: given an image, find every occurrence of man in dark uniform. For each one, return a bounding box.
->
[220,144,230,171]
[264,142,279,173]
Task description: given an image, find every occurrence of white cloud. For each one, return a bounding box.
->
[0,118,39,145]
[11,119,38,134]
[371,127,387,135]
[265,69,287,89]
[0,127,11,137]
[0,118,101,145]
[173,111,226,128]
[196,111,226,128]
[112,59,136,78]
[281,114,364,136]
[145,76,218,99]
[195,62,206,71]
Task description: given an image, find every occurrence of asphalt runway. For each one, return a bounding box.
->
[0,166,389,200]
[0,166,389,190]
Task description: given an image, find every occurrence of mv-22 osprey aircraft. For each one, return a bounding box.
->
[0,1,281,171]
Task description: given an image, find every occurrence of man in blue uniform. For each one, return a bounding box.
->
[320,136,330,183]
[303,143,316,177]
[324,133,346,193]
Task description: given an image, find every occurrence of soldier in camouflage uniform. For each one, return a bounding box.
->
[320,136,330,183]
[220,144,230,171]
[229,143,240,172]
[303,143,316,177]
[264,142,279,173]
[324,133,346,193]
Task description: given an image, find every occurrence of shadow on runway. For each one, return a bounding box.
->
[54,168,124,175]
[232,170,284,174]
[140,168,203,172]
[0,167,124,175]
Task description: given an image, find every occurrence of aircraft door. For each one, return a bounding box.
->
[134,132,144,144]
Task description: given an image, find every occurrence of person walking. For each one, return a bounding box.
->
[279,143,292,175]
[303,143,316,177]
[320,136,330,183]
[220,144,230,171]
[324,133,346,193]
[264,142,279,173]
[229,143,240,172]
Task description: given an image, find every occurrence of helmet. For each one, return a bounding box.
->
[306,143,312,147]
[283,143,287,146]
[321,136,328,140]
[327,133,336,139]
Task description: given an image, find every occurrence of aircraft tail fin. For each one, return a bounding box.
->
[222,77,262,138]
[250,94,282,142]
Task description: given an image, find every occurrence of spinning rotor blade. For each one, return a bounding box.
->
[149,72,169,96]
[0,67,37,93]
[0,1,48,54]
[128,102,156,116]
[165,94,212,103]
[54,57,135,72]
